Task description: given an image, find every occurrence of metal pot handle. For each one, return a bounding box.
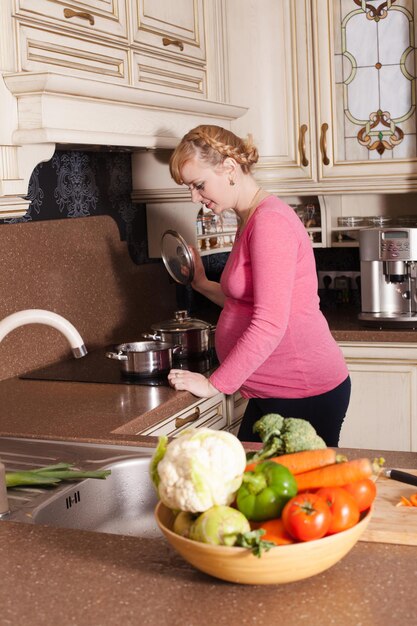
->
[105,350,128,361]
[142,332,162,341]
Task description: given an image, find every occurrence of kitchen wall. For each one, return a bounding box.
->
[0,150,177,381]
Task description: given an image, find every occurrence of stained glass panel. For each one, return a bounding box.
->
[334,0,417,161]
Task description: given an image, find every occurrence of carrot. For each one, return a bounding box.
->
[255,518,295,546]
[396,493,417,507]
[245,448,342,475]
[295,458,373,492]
[396,496,413,507]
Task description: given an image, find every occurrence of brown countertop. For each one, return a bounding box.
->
[1,447,416,626]
[323,305,417,342]
[0,376,199,447]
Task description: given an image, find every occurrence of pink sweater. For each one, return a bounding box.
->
[209,196,348,398]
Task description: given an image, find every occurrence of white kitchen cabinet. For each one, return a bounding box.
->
[225,391,248,437]
[130,0,208,99]
[14,0,129,41]
[131,0,206,59]
[313,0,417,193]
[16,23,130,85]
[12,0,214,95]
[225,0,316,192]
[225,0,417,195]
[339,342,417,452]
[138,393,227,437]
[14,0,130,84]
[0,0,246,218]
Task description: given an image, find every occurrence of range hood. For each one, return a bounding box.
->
[0,70,247,219]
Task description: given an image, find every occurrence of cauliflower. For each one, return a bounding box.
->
[248,413,326,462]
[150,428,247,513]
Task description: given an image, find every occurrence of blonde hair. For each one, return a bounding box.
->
[169,125,259,184]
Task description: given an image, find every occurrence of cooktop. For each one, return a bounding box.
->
[20,347,217,387]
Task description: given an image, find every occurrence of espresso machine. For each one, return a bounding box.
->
[359,227,417,326]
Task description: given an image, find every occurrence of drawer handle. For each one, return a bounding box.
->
[298,124,309,167]
[162,37,184,52]
[175,406,200,428]
[63,8,95,26]
[320,122,330,166]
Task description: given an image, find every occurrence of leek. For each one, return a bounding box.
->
[5,463,111,488]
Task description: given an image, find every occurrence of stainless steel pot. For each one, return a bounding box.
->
[105,341,181,377]
[143,310,215,358]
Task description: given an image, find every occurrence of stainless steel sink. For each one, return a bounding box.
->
[1,437,160,538]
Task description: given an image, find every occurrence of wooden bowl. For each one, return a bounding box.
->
[155,502,372,585]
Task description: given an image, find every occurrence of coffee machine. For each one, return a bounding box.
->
[359,227,417,326]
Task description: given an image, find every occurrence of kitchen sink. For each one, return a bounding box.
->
[1,437,160,538]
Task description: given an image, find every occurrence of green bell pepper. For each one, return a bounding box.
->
[236,461,298,522]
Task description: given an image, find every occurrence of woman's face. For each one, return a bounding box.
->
[180,157,234,214]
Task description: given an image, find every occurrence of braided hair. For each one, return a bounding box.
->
[169,125,259,184]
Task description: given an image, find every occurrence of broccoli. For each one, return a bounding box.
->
[247,413,326,462]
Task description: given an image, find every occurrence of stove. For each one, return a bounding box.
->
[20,346,217,387]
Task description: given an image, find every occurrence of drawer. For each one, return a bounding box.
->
[17,23,129,85]
[131,0,206,63]
[15,0,128,41]
[139,394,227,437]
[132,49,206,98]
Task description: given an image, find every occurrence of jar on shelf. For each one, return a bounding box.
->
[337,216,366,227]
[305,203,318,228]
[367,216,392,226]
[196,208,204,236]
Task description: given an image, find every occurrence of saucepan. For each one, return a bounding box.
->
[105,341,182,377]
[143,310,215,358]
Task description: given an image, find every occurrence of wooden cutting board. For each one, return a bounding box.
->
[360,468,417,546]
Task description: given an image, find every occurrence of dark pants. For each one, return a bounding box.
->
[237,376,351,447]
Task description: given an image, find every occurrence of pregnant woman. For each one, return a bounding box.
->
[167,124,350,446]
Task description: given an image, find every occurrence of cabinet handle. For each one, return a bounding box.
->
[175,406,200,429]
[298,124,309,167]
[63,8,95,26]
[320,123,330,166]
[162,37,184,52]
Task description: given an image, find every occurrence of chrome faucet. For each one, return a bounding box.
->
[0,309,88,358]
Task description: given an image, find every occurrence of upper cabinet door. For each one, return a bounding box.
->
[15,0,129,41]
[131,0,206,62]
[314,0,417,190]
[225,0,316,190]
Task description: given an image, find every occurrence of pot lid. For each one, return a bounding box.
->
[161,229,194,285]
[151,310,210,332]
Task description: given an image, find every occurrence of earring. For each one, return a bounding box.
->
[229,178,235,186]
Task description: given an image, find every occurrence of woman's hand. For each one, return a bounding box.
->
[189,245,207,289]
[189,245,225,308]
[168,369,219,398]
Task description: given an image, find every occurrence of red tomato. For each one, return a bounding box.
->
[281,493,332,542]
[343,479,377,512]
[316,487,360,534]
[257,518,294,546]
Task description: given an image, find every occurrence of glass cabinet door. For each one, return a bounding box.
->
[314,0,417,191]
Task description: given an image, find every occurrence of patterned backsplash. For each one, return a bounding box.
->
[1,149,154,266]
